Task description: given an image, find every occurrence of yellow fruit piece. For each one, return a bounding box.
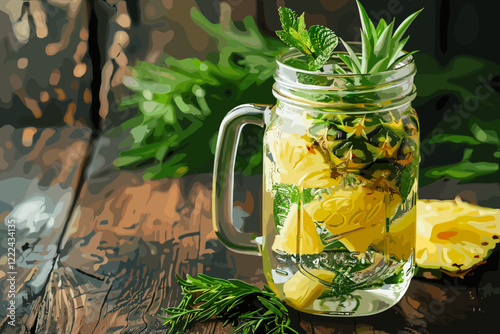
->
[283,269,336,309]
[386,207,416,261]
[416,198,500,272]
[272,204,324,255]
[267,133,340,188]
[305,186,401,254]
[340,223,386,255]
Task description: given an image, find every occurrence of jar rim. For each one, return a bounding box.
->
[272,42,417,112]
[275,42,416,90]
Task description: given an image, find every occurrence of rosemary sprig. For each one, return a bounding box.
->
[162,274,299,334]
[339,0,423,73]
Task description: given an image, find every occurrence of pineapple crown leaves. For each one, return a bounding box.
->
[339,0,423,74]
[276,7,338,71]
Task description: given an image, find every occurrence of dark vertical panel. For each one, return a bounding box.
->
[88,0,102,136]
[439,0,450,55]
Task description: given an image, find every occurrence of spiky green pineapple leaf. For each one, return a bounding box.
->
[376,19,387,37]
[360,28,372,72]
[356,0,377,42]
[340,1,422,74]
[340,37,361,72]
[391,8,424,48]
[373,19,394,58]
[390,50,419,69]
[388,35,410,67]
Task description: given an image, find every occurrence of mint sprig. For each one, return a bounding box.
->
[339,1,423,73]
[276,7,338,71]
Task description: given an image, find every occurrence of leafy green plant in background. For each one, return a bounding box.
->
[116,3,499,188]
[413,53,500,186]
[115,7,286,179]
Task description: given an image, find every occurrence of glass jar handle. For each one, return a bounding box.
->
[212,104,269,255]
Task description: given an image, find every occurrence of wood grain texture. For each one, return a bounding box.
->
[0,126,91,332]
[17,129,266,333]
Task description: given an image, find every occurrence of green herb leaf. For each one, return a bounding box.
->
[309,25,339,71]
[278,7,297,32]
[162,274,299,334]
[276,7,338,71]
[277,8,314,58]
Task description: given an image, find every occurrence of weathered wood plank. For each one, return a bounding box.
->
[0,126,91,332]
[26,145,265,333]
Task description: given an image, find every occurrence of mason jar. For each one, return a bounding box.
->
[213,45,419,316]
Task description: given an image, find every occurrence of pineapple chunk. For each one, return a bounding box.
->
[272,204,324,255]
[416,198,500,272]
[305,186,400,254]
[267,133,340,188]
[340,224,386,255]
[283,269,336,309]
[386,207,416,261]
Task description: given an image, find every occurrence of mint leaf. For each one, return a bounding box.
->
[275,30,304,51]
[273,184,299,233]
[289,27,314,55]
[278,7,297,32]
[272,184,319,232]
[400,152,418,201]
[308,25,338,71]
[276,7,338,71]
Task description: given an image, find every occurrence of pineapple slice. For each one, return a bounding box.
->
[416,198,500,272]
[272,204,324,255]
[283,269,336,309]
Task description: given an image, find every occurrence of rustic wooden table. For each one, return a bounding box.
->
[1,127,499,334]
